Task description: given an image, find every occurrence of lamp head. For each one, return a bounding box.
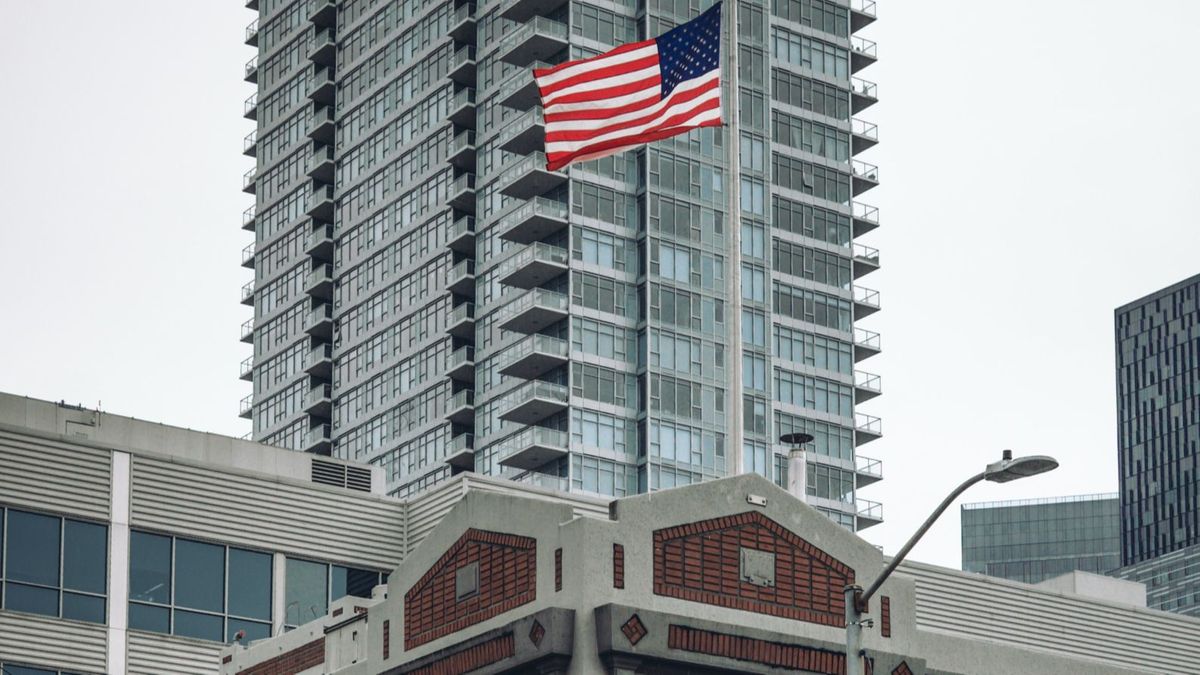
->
[984,451,1058,483]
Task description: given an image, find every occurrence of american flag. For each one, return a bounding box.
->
[533,3,723,172]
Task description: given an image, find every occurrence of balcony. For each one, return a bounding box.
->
[241,242,255,269]
[307,184,335,222]
[303,424,332,455]
[303,383,332,418]
[851,159,878,196]
[244,92,259,120]
[446,345,475,383]
[498,108,544,155]
[498,288,568,334]
[446,302,475,339]
[497,427,568,471]
[449,88,476,128]
[308,0,336,26]
[242,205,257,231]
[855,455,883,488]
[306,263,334,300]
[306,303,334,338]
[243,129,257,158]
[850,0,877,32]
[305,343,334,379]
[444,433,475,472]
[239,395,253,419]
[496,61,549,110]
[851,201,879,237]
[242,167,257,195]
[498,153,566,200]
[439,176,474,217]
[246,0,258,10]
[499,17,568,67]
[445,389,475,426]
[306,223,335,261]
[244,55,258,83]
[447,216,475,254]
[450,3,476,43]
[850,36,877,73]
[854,370,882,403]
[240,281,254,306]
[308,144,335,184]
[308,105,335,143]
[240,318,255,344]
[239,356,253,382]
[498,197,568,244]
[850,76,877,114]
[500,0,569,28]
[852,285,880,319]
[308,66,335,105]
[498,242,568,289]
[852,327,881,362]
[852,243,879,279]
[498,334,568,379]
[855,413,882,446]
[446,259,476,297]
[498,381,568,425]
[448,130,476,171]
[308,27,336,66]
[850,118,878,154]
[448,46,476,87]
[857,498,883,529]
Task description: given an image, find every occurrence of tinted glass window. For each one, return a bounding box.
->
[174,609,224,641]
[174,539,225,613]
[4,666,57,675]
[285,558,327,626]
[63,520,107,594]
[62,592,106,623]
[5,583,59,616]
[228,548,271,621]
[128,602,169,634]
[228,616,272,643]
[7,511,60,586]
[130,531,171,605]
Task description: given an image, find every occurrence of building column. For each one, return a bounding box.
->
[107,451,131,675]
[272,552,287,636]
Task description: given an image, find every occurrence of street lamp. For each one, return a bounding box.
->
[843,450,1058,675]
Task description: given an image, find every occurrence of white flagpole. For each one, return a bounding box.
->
[725,0,746,477]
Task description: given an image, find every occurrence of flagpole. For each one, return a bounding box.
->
[725,0,746,477]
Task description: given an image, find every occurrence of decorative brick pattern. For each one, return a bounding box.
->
[880,596,891,638]
[529,619,545,646]
[613,543,625,589]
[653,511,854,627]
[404,529,536,650]
[892,661,913,675]
[407,633,515,675]
[241,637,325,675]
[383,619,391,660]
[621,614,648,645]
[668,625,844,673]
[555,548,562,592]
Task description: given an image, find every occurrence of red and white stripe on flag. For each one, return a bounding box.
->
[533,38,722,172]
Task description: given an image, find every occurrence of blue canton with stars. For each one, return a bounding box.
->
[655,2,722,100]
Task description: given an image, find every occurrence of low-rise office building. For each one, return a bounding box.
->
[224,476,1200,675]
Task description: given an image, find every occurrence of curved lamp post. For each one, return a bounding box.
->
[844,450,1058,675]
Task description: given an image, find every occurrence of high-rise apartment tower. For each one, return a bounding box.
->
[1113,274,1200,614]
[238,0,884,529]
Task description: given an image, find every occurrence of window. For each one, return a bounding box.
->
[284,557,386,628]
[129,531,272,642]
[743,441,769,477]
[0,665,88,675]
[0,508,107,624]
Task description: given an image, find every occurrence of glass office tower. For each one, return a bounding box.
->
[238,0,884,529]
[1112,273,1200,614]
[961,494,1120,584]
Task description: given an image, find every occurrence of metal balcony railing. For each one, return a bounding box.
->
[855,413,882,437]
[446,390,476,425]
[446,302,476,339]
[851,35,877,60]
[446,259,476,297]
[498,242,568,289]
[309,26,335,64]
[851,159,879,182]
[856,455,883,481]
[244,92,259,119]
[450,2,477,42]
[853,243,879,265]
[306,303,334,336]
[243,129,257,156]
[499,152,566,199]
[448,216,476,252]
[308,105,335,142]
[306,224,335,260]
[496,60,550,110]
[450,87,477,127]
[308,0,336,26]
[498,333,569,379]
[852,77,877,99]
[854,370,882,394]
[851,119,878,142]
[853,285,880,310]
[498,288,569,333]
[239,395,253,418]
[245,17,259,45]
[853,327,881,352]
[240,318,254,343]
[850,0,876,17]
[852,201,878,224]
[304,383,332,416]
[498,108,545,155]
[445,432,475,470]
[499,381,569,424]
[306,343,333,374]
[239,356,253,381]
[242,205,257,231]
[449,46,477,85]
[497,426,569,470]
[241,242,255,268]
[498,196,569,243]
[242,167,257,193]
[449,173,476,212]
[857,498,883,522]
[304,424,331,452]
[447,345,475,371]
[241,281,254,304]
[449,130,476,168]
[500,17,568,67]
[244,54,258,82]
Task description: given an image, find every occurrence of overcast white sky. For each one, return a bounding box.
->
[1,1,1197,569]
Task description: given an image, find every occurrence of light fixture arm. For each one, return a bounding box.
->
[854,470,986,612]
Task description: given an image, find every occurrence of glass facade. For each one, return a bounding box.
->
[1113,543,1200,617]
[1115,274,1200,566]
[239,0,884,529]
[0,508,108,624]
[960,494,1120,585]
